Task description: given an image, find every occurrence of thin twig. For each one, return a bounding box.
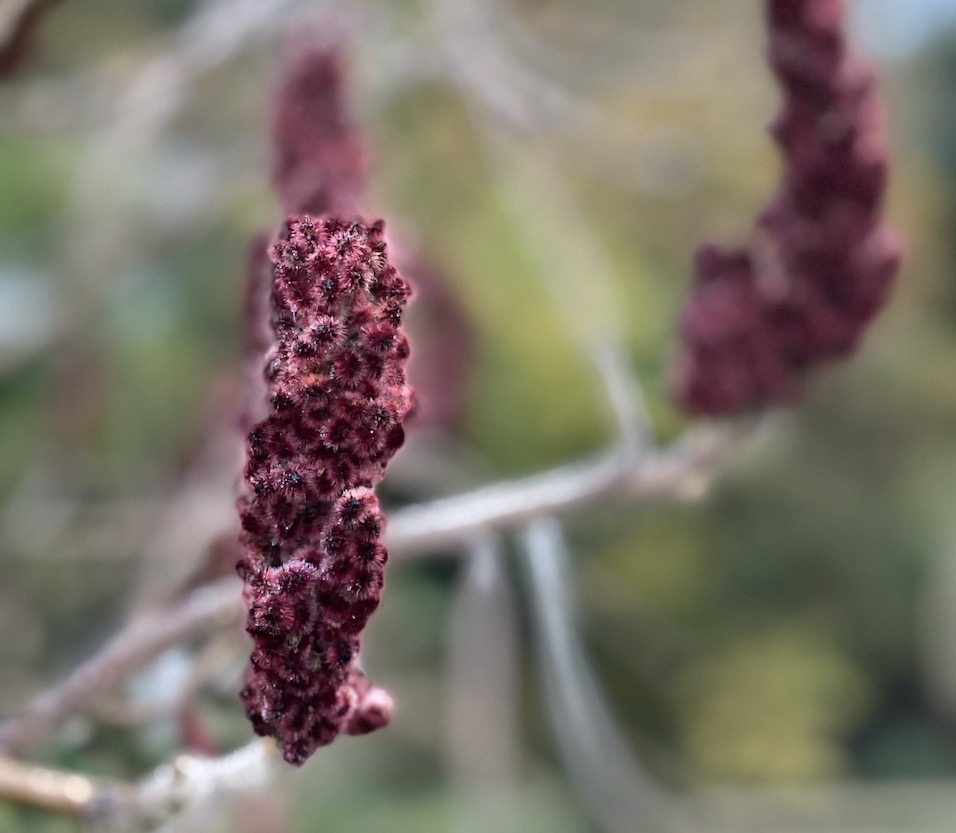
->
[0,0,58,75]
[0,424,742,760]
[0,738,276,829]
[0,577,242,757]
[0,755,106,818]
[446,537,519,833]
[387,425,744,559]
[591,341,656,459]
[121,739,277,829]
[11,740,956,833]
[520,517,696,833]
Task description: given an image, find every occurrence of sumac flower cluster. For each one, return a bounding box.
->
[674,0,901,415]
[237,216,412,765]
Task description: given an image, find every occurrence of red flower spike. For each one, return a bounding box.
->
[238,217,412,765]
[673,0,901,416]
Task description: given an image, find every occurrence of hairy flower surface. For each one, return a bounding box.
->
[244,42,368,424]
[674,0,901,415]
[238,216,411,765]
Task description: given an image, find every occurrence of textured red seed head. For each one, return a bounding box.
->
[673,0,901,416]
[238,217,411,764]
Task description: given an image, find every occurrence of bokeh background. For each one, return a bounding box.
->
[3,0,956,830]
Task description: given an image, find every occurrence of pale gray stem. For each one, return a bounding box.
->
[591,340,656,458]
[520,517,698,833]
[0,0,56,69]
[120,739,277,830]
[388,451,629,559]
[0,738,277,830]
[387,426,741,559]
[0,577,242,756]
[446,536,520,833]
[0,425,740,758]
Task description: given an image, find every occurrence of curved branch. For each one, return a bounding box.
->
[0,739,276,828]
[0,577,242,756]
[521,517,690,833]
[0,0,58,76]
[387,425,747,559]
[0,426,748,758]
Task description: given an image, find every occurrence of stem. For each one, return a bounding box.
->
[0,739,276,828]
[0,0,58,74]
[0,577,242,757]
[387,425,743,559]
[521,518,696,833]
[0,756,106,818]
[0,426,745,776]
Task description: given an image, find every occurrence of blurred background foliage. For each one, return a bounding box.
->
[4,0,956,830]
